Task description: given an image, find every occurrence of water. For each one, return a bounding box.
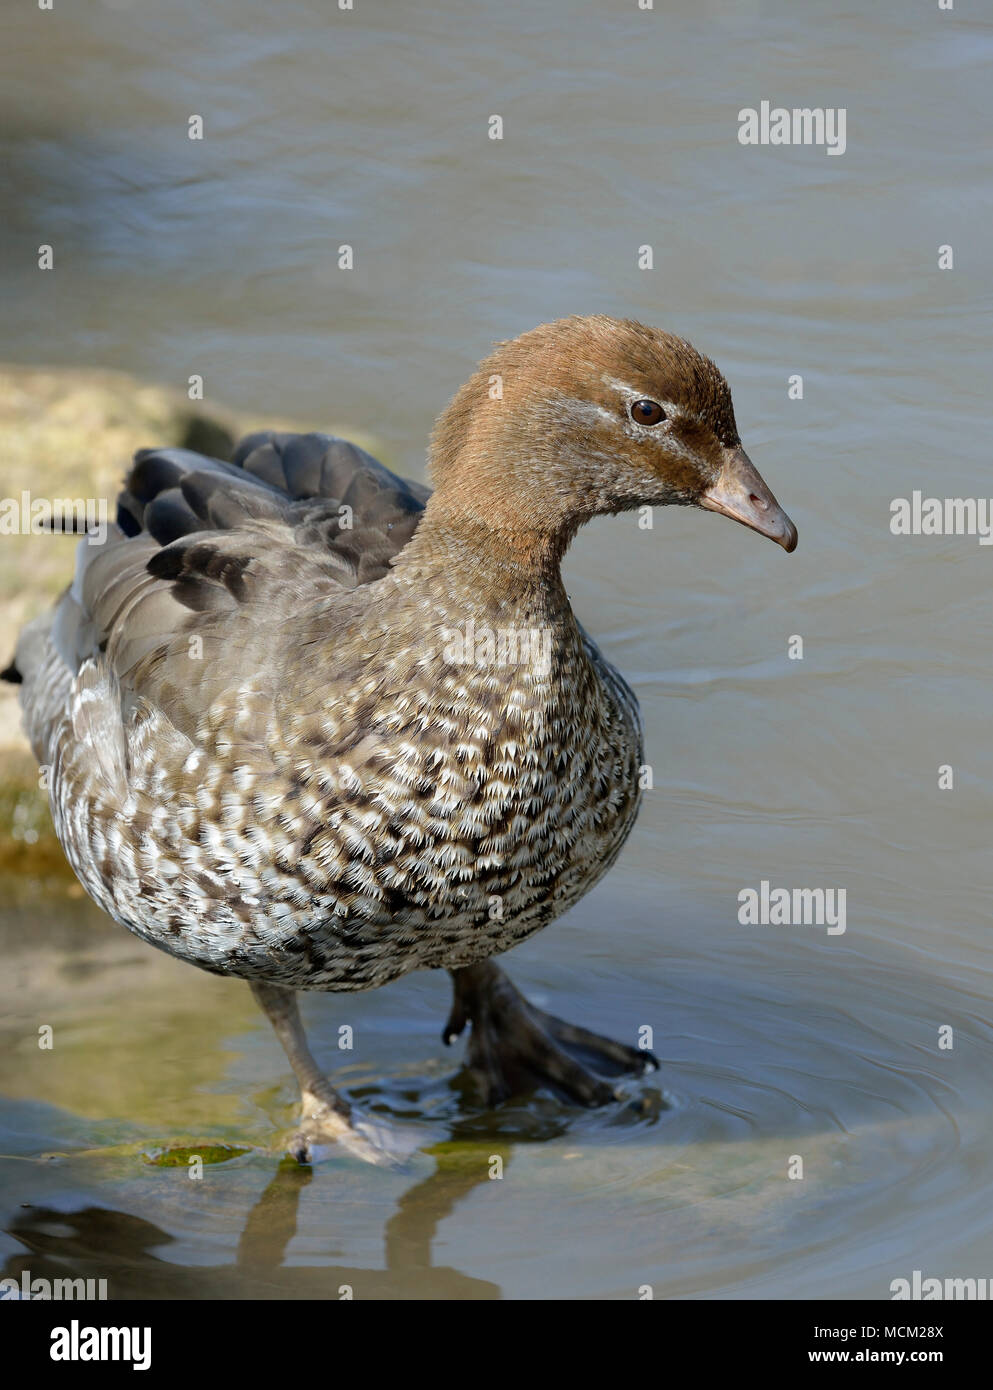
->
[2,0,992,1299]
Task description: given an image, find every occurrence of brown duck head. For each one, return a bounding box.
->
[427,314,797,567]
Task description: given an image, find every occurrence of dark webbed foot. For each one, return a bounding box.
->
[443,961,658,1108]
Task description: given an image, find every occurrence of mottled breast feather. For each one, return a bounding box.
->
[17,432,644,991]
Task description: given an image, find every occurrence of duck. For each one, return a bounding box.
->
[4,315,797,1163]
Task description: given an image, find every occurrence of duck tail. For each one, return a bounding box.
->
[5,613,55,689]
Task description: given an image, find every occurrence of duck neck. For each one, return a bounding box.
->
[394,493,575,603]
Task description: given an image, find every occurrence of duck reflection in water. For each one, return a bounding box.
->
[2,1144,509,1299]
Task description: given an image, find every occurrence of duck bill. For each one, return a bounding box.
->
[699,447,798,552]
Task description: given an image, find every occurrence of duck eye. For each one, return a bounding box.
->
[630,399,666,426]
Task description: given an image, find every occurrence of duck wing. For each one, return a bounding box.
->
[16,432,429,753]
[118,430,429,584]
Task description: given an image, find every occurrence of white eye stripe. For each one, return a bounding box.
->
[541,397,616,428]
[600,375,680,421]
[538,389,700,470]
[546,394,700,469]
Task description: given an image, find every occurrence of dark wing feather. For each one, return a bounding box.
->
[120,433,428,575]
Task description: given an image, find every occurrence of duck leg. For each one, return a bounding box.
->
[250,981,396,1166]
[442,961,658,1107]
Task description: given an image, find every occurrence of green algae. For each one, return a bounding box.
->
[143,1144,252,1167]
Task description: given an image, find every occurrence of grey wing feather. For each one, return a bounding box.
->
[15,431,429,748]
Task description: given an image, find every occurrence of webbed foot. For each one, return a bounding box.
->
[287,1087,413,1167]
[443,961,658,1107]
[250,979,415,1168]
